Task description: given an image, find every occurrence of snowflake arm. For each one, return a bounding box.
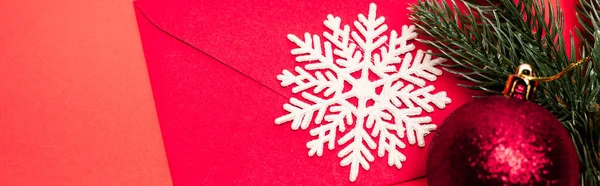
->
[383,78,450,112]
[307,119,340,157]
[337,120,376,182]
[287,32,359,82]
[275,92,336,129]
[397,84,451,112]
[391,107,437,147]
[323,15,363,71]
[374,120,407,169]
[406,120,437,147]
[287,32,333,65]
[352,3,388,54]
[306,104,354,157]
[373,25,418,75]
[384,81,450,147]
[277,66,341,96]
[397,50,447,87]
[366,108,407,169]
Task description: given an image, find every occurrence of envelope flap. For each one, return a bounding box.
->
[134,0,476,184]
[134,0,415,97]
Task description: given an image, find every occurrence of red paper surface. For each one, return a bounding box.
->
[392,177,428,186]
[134,0,485,185]
[0,0,172,185]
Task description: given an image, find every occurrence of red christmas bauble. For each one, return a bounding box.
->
[426,96,579,186]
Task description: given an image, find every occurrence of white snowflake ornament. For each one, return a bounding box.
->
[275,3,451,182]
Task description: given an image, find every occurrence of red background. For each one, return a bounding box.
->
[0,0,171,185]
[0,0,580,185]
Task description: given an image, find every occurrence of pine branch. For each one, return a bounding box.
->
[577,0,600,184]
[411,0,600,184]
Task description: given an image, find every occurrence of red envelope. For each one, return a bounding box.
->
[134,0,472,185]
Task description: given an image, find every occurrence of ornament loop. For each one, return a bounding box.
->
[522,56,592,82]
[503,57,593,101]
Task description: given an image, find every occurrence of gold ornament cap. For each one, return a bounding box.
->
[503,64,539,101]
[502,56,592,101]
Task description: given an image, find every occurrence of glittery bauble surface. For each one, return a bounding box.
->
[426,96,579,186]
